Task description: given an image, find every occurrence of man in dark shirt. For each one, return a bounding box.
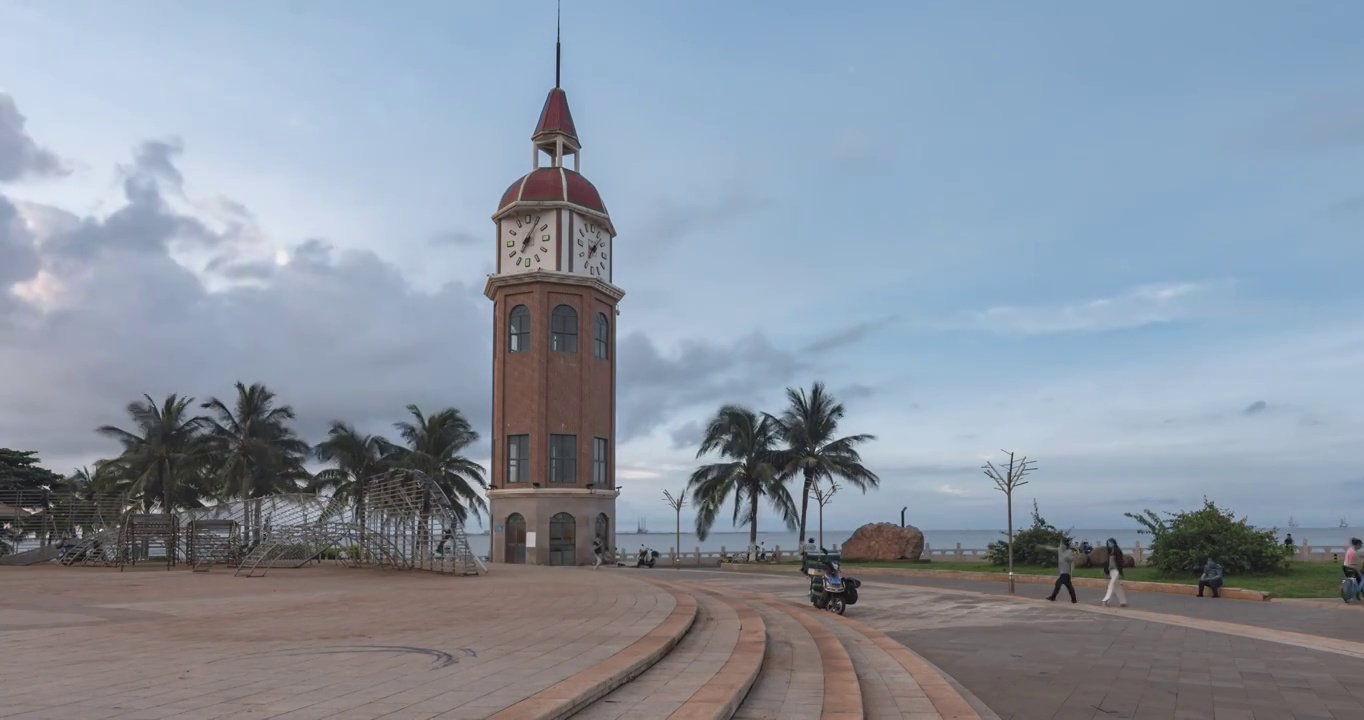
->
[1198,557,1224,598]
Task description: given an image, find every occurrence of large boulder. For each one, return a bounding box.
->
[841,523,925,562]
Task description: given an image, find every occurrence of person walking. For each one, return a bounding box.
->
[592,538,604,569]
[1101,538,1127,608]
[1037,542,1077,603]
[1197,556,1223,598]
[1344,538,1363,585]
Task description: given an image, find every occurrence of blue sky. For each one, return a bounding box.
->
[1,1,1363,533]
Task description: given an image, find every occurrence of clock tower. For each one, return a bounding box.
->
[485,71,622,566]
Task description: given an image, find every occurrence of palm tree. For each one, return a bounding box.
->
[768,381,880,553]
[311,421,388,525]
[96,394,208,512]
[201,382,311,543]
[385,404,487,525]
[687,405,798,560]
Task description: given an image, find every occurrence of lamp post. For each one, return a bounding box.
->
[983,450,1037,594]
[663,489,686,569]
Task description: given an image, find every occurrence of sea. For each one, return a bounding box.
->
[463,526,1357,557]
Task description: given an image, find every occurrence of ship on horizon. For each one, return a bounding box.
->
[636,518,650,534]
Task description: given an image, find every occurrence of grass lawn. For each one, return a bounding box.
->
[822,560,1344,599]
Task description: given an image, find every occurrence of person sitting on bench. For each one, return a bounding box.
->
[1197,556,1224,598]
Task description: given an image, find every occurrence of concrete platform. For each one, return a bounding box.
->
[1,562,986,719]
[0,564,687,720]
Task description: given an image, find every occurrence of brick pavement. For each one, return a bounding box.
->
[0,564,679,719]
[831,572,1364,643]
[679,569,1364,720]
[573,589,738,719]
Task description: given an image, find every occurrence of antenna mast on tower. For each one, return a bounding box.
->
[555,0,562,89]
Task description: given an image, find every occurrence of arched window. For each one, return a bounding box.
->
[505,513,527,564]
[549,512,576,566]
[593,312,610,360]
[508,305,530,354]
[551,305,578,353]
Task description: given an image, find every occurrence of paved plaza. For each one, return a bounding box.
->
[684,568,1364,720]
[0,564,681,719]
[6,563,1364,719]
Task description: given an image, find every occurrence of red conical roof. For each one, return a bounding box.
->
[533,88,579,147]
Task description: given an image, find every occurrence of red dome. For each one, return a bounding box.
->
[498,167,608,216]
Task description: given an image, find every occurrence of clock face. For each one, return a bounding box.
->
[573,214,611,280]
[501,212,554,273]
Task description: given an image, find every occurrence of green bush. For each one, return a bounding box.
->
[987,501,1074,567]
[1125,498,1288,575]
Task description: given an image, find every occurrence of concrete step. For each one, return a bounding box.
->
[813,612,942,718]
[487,587,698,720]
[563,580,767,720]
[572,586,747,719]
[757,599,864,720]
[732,599,825,720]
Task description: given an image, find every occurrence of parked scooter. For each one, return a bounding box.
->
[807,547,861,615]
[636,547,659,569]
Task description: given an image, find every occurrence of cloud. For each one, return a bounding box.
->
[0,95,807,480]
[617,331,811,442]
[668,420,705,451]
[1242,400,1268,416]
[952,281,1233,335]
[429,229,482,247]
[0,93,68,182]
[1262,96,1364,152]
[632,188,768,258]
[838,383,876,402]
[1329,195,1364,219]
[828,129,895,177]
[0,196,41,302]
[801,315,900,353]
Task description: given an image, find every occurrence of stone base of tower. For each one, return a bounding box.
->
[488,488,619,566]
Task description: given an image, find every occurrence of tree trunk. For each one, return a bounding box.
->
[797,467,814,556]
[356,477,367,558]
[1006,492,1015,594]
[818,501,824,550]
[161,458,172,514]
[748,491,759,561]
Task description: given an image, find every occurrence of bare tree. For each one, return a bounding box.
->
[982,450,1037,594]
[812,480,840,550]
[663,489,686,568]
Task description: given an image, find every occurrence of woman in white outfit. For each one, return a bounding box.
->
[1101,537,1127,607]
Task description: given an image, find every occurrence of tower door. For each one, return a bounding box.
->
[505,513,526,564]
[549,512,576,566]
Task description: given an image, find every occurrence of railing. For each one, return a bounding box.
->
[631,539,1350,568]
[638,544,844,567]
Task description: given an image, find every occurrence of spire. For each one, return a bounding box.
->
[533,0,579,165]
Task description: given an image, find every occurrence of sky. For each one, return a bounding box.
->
[2,1,1363,534]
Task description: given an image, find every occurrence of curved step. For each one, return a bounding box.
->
[756,600,864,720]
[571,587,740,719]
[488,589,698,720]
[823,612,982,720]
[573,580,765,720]
[812,612,941,719]
[680,588,765,718]
[733,599,825,720]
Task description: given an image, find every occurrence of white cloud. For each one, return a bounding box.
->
[951,280,1235,335]
[936,484,975,497]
